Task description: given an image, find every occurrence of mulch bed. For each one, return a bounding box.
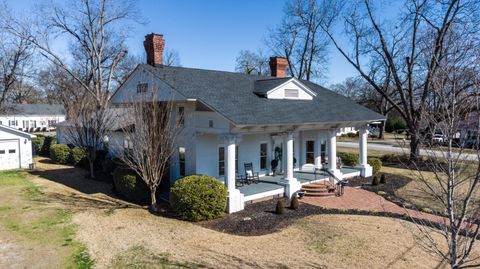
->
[198,197,442,236]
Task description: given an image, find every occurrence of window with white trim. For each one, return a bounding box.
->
[260,143,267,170]
[137,83,148,93]
[218,147,225,176]
[179,147,185,177]
[306,140,315,164]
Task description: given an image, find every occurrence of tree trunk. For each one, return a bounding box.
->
[150,188,158,212]
[88,158,95,179]
[379,121,385,140]
[409,131,421,162]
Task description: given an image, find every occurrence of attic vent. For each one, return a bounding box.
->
[284,89,299,98]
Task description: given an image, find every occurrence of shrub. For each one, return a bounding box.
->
[32,136,45,155]
[70,147,87,166]
[41,136,57,156]
[276,200,285,215]
[347,132,357,138]
[368,157,382,176]
[50,144,71,164]
[170,175,227,221]
[290,196,299,210]
[371,176,379,186]
[380,174,386,184]
[112,167,149,203]
[338,152,359,167]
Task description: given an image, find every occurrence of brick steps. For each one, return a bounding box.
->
[301,182,336,197]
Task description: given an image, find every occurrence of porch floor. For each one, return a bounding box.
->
[239,167,361,202]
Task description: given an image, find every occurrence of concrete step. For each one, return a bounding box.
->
[303,191,336,197]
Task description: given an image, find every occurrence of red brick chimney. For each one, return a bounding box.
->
[269,57,288,78]
[144,33,165,66]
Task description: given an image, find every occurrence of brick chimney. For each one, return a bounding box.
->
[269,57,288,78]
[144,33,165,66]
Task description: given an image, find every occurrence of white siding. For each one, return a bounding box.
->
[0,127,34,169]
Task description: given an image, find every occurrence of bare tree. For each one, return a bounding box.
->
[163,48,181,67]
[2,0,141,177]
[266,0,336,81]
[408,51,480,268]
[64,94,115,179]
[320,0,479,161]
[8,81,44,104]
[235,50,269,75]
[0,31,32,111]
[115,92,180,211]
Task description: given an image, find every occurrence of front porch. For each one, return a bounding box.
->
[238,167,361,202]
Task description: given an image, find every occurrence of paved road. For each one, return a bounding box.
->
[338,141,479,161]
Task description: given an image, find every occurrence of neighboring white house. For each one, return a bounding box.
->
[0,125,35,170]
[0,104,66,132]
[102,33,384,213]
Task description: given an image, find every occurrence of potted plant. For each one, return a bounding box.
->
[271,159,279,176]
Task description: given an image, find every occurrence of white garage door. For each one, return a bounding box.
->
[0,140,20,170]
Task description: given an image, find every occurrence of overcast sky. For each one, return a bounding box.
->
[8,0,394,86]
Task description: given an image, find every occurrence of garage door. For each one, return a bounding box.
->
[0,140,20,170]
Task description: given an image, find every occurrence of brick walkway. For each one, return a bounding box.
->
[302,186,446,225]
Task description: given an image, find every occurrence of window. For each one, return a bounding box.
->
[123,138,133,156]
[0,150,5,154]
[9,120,16,126]
[178,107,185,126]
[218,147,225,176]
[8,149,15,154]
[208,120,214,128]
[306,140,315,164]
[179,147,185,177]
[136,83,148,93]
[284,89,299,98]
[235,146,238,173]
[321,140,327,163]
[260,143,267,170]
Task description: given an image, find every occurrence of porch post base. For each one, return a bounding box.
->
[356,164,372,178]
[227,189,244,213]
[280,177,302,198]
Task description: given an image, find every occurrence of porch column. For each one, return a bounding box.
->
[282,132,301,198]
[294,132,300,170]
[327,129,343,180]
[315,130,323,168]
[225,135,244,213]
[356,126,373,177]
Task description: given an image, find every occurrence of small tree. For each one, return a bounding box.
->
[64,94,114,178]
[116,91,180,211]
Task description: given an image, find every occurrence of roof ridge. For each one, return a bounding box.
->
[142,64,273,79]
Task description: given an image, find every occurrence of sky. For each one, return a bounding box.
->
[8,0,368,86]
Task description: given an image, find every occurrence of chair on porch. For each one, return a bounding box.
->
[244,162,260,184]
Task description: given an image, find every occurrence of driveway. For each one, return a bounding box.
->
[338,141,479,161]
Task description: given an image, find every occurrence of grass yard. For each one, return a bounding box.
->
[0,170,93,269]
[338,146,389,158]
[1,158,478,268]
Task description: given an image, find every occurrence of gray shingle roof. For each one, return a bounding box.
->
[142,64,385,126]
[253,78,291,95]
[2,104,65,116]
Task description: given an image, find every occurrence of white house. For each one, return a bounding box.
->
[0,104,66,132]
[92,33,385,213]
[0,125,35,170]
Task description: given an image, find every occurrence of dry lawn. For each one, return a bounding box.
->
[1,157,479,268]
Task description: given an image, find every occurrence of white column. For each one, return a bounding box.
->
[225,135,244,213]
[285,132,294,180]
[356,126,373,177]
[293,132,300,170]
[327,129,343,180]
[282,132,301,198]
[315,130,323,168]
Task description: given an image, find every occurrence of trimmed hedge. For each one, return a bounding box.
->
[32,136,45,155]
[70,147,87,166]
[338,152,359,167]
[170,175,227,221]
[41,136,57,156]
[112,167,149,203]
[50,144,71,164]
[368,157,382,176]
